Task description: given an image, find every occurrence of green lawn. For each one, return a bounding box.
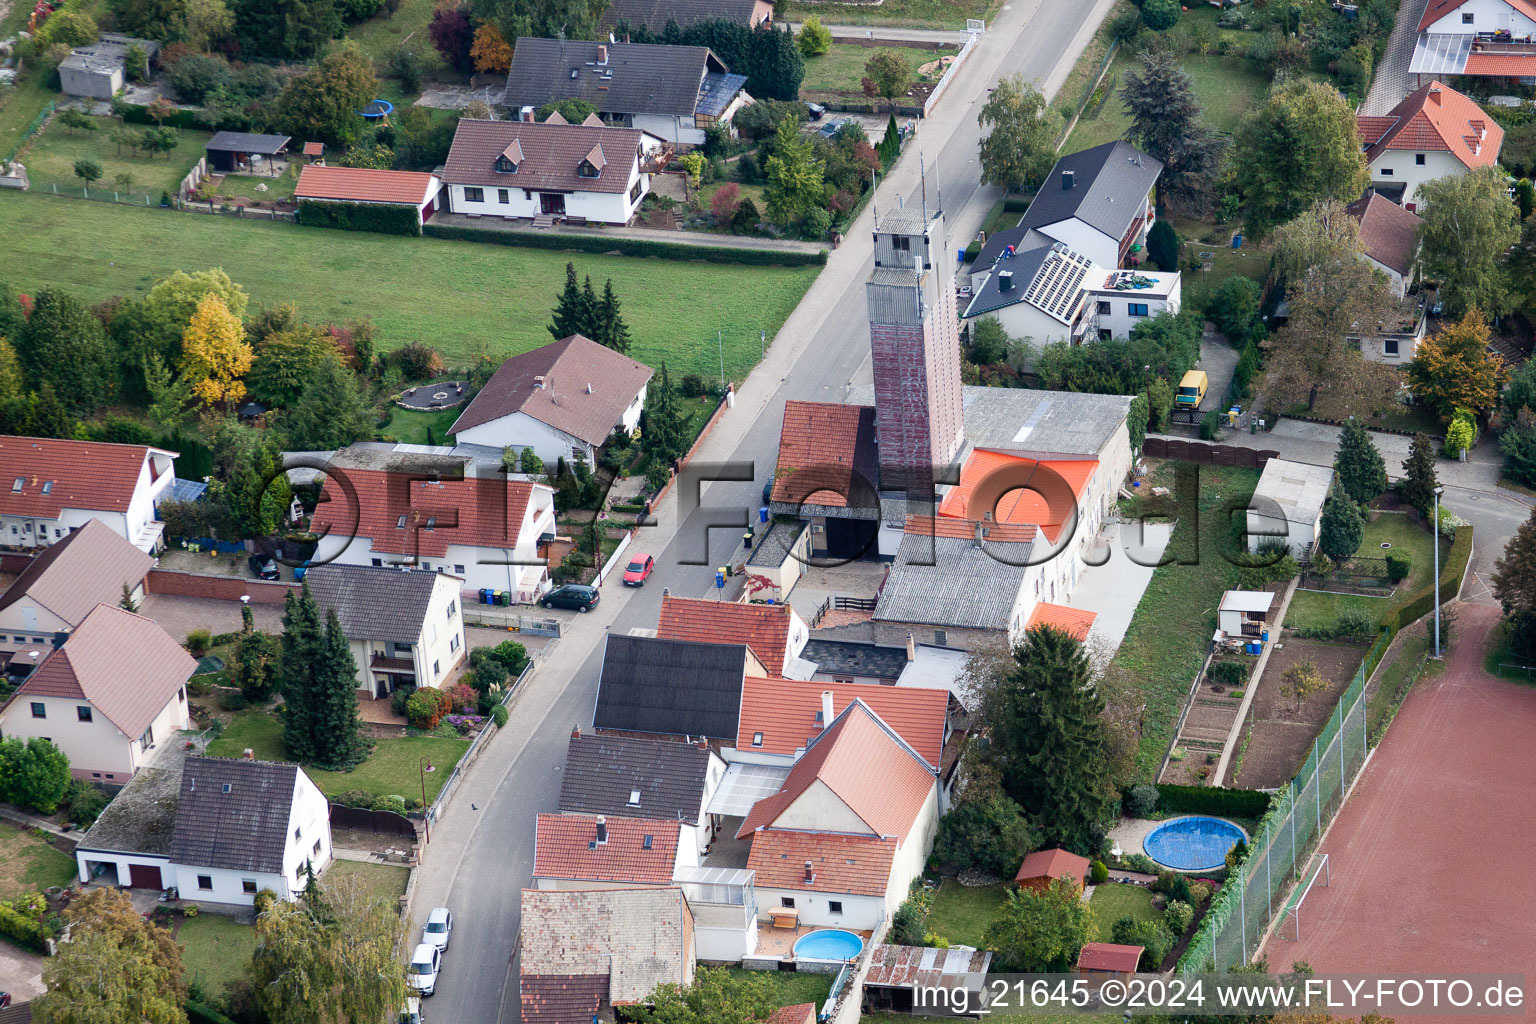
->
[784,0,1000,29]
[1087,881,1161,941]
[384,405,462,445]
[1285,514,1441,631]
[178,914,257,995]
[348,0,441,64]
[20,116,210,196]
[1109,463,1261,778]
[205,708,469,802]
[325,859,409,902]
[0,824,77,899]
[0,193,820,379]
[724,968,831,1009]
[214,165,299,201]
[800,43,947,96]
[1368,629,1441,735]
[924,880,1007,949]
[1066,53,1268,152]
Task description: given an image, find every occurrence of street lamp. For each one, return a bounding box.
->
[1432,486,1444,658]
[419,758,435,844]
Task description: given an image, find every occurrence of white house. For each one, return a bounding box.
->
[1346,193,1423,300]
[1217,590,1275,639]
[501,38,752,148]
[0,436,177,553]
[0,518,152,651]
[442,117,663,224]
[294,165,442,226]
[304,564,466,699]
[0,604,194,783]
[1357,81,1503,207]
[731,679,949,773]
[1247,458,1335,556]
[75,752,332,905]
[309,444,557,600]
[1084,269,1182,340]
[449,334,653,466]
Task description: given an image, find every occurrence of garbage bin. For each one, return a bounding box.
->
[480,588,494,604]
[499,591,511,607]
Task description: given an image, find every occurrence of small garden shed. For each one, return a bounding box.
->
[1218,590,1275,639]
[1247,458,1334,556]
[205,131,291,173]
[1076,941,1143,981]
[1013,847,1089,893]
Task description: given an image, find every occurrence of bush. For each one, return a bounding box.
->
[1125,783,1159,817]
[390,683,417,717]
[421,223,826,267]
[370,794,407,814]
[491,703,509,728]
[333,789,375,808]
[253,888,280,917]
[1188,881,1213,907]
[1122,852,1158,874]
[0,902,44,951]
[1112,916,1176,970]
[1385,550,1412,583]
[444,683,477,712]
[64,780,109,827]
[216,690,248,712]
[186,628,213,656]
[1226,839,1249,872]
[679,373,705,398]
[1332,604,1379,638]
[186,1000,240,1024]
[1164,899,1194,935]
[797,15,832,56]
[930,794,1037,877]
[1155,784,1271,818]
[405,687,452,729]
[1141,0,1180,30]
[1089,860,1109,884]
[298,200,422,237]
[392,341,444,381]
[1207,660,1249,686]
[1200,408,1221,440]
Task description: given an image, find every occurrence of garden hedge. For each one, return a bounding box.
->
[1385,524,1473,633]
[1003,196,1031,212]
[1153,783,1272,818]
[422,222,828,267]
[186,1000,239,1024]
[298,200,422,237]
[120,103,220,132]
[0,903,44,951]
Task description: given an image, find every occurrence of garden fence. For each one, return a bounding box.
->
[3,101,54,165]
[1179,629,1390,973]
[24,182,297,221]
[426,656,539,824]
[1057,39,1120,149]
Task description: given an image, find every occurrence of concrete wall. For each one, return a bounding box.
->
[145,570,297,604]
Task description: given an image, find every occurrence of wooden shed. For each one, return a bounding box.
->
[1013,848,1090,893]
[1076,941,1144,981]
[1217,590,1275,639]
[205,131,291,173]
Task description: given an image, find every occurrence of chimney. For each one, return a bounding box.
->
[1062,169,1075,190]
[571,725,581,740]
[803,860,815,883]
[519,105,535,122]
[998,270,1014,292]
[1428,86,1442,106]
[595,816,608,844]
[242,748,255,760]
[905,632,916,661]
[50,630,70,649]
[820,690,834,728]
[597,44,608,65]
[974,522,986,547]
[586,383,593,394]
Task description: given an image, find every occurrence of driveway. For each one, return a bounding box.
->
[138,593,284,644]
[1197,321,1239,413]
[1360,0,1431,114]
[0,942,46,1001]
[1075,522,1171,665]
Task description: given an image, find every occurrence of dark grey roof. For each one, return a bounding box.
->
[960,244,1051,316]
[501,38,731,117]
[1019,141,1161,241]
[170,756,301,875]
[206,131,291,155]
[304,564,446,645]
[745,520,804,568]
[601,0,762,34]
[558,732,711,823]
[76,759,183,858]
[874,535,1032,631]
[594,634,746,739]
[800,639,910,681]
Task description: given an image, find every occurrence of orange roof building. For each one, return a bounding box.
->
[1077,941,1144,975]
[1026,601,1097,642]
[770,400,880,515]
[937,449,1098,544]
[1355,81,1501,205]
[1015,847,1091,892]
[294,165,442,223]
[0,435,178,553]
[656,595,808,677]
[532,813,683,887]
[736,677,949,767]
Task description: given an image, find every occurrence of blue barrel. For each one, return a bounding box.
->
[1232,234,1243,249]
[759,506,769,523]
[480,588,493,604]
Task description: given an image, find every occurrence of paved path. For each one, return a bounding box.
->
[408,0,1119,1018]
[1361,0,1430,114]
[788,22,974,43]
[1197,322,1238,413]
[429,211,826,254]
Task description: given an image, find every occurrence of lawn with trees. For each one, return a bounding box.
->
[799,43,936,95]
[17,114,211,195]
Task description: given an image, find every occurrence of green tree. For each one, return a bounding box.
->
[548,262,598,341]
[248,324,340,407]
[977,74,1055,193]
[1334,418,1387,505]
[1404,307,1508,420]
[641,362,687,467]
[1147,375,1173,433]
[635,965,777,1024]
[763,116,825,228]
[0,338,27,407]
[1232,78,1369,237]
[469,0,608,45]
[19,288,117,413]
[121,581,140,612]
[1318,492,1364,561]
[864,48,912,108]
[234,0,342,58]
[281,356,377,450]
[18,385,80,439]
[1111,916,1176,970]
[931,793,1038,876]
[180,293,252,408]
[1417,167,1520,315]
[594,279,632,354]
[280,584,326,763]
[233,604,281,703]
[1146,219,1179,272]
[35,887,187,1024]
[985,876,1096,972]
[108,0,185,40]
[878,113,901,165]
[0,737,71,813]
[1140,0,1179,30]
[1209,275,1263,346]
[1500,408,1536,488]
[534,97,598,123]
[1121,50,1223,214]
[970,626,1115,853]
[1492,505,1536,658]
[797,15,831,56]
[143,353,194,433]
[969,316,1009,364]
[1400,432,1439,516]
[56,109,96,135]
[311,607,365,768]
[275,44,378,148]
[1518,178,1534,221]
[175,0,235,49]
[519,446,545,475]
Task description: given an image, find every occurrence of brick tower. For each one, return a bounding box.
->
[866,197,965,495]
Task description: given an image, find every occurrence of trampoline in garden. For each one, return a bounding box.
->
[358,99,394,123]
[1143,816,1248,872]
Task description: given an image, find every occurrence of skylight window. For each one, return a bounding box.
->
[627,789,641,806]
[10,478,21,492]
[396,515,407,528]
[751,732,764,747]
[41,481,52,494]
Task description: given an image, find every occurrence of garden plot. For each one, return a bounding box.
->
[1230,636,1369,789]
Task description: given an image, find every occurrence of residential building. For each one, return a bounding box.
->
[519,887,694,1022]
[962,250,1180,349]
[532,812,693,889]
[1347,193,1424,299]
[865,945,994,1016]
[74,751,331,905]
[1014,847,1090,892]
[731,679,949,770]
[303,564,466,699]
[442,118,663,224]
[593,633,764,740]
[294,166,443,226]
[656,594,810,678]
[309,443,557,599]
[1084,269,1182,339]
[1246,458,1335,556]
[0,436,177,553]
[59,33,159,100]
[738,700,941,929]
[600,0,772,35]
[558,729,726,857]
[449,334,653,464]
[0,519,152,651]
[1356,81,1502,207]
[1411,0,1536,82]
[0,604,193,782]
[800,638,970,698]
[501,39,752,148]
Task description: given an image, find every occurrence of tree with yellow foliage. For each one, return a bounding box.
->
[470,23,512,74]
[1404,307,1508,421]
[180,294,252,408]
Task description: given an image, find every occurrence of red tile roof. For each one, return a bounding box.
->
[521,973,608,1024]
[309,467,544,558]
[737,700,936,840]
[746,829,898,897]
[736,677,947,767]
[6,604,195,738]
[764,1005,817,1024]
[1026,602,1098,642]
[771,401,879,511]
[302,141,324,156]
[1346,193,1423,276]
[533,813,680,885]
[938,450,1097,544]
[294,165,438,205]
[0,436,171,518]
[1357,81,1502,171]
[1462,50,1536,76]
[1077,942,1144,973]
[1418,0,1536,30]
[1014,847,1091,885]
[903,514,1037,544]
[657,596,796,676]
[444,119,651,195]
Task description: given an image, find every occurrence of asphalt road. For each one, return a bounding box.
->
[418,4,1120,1019]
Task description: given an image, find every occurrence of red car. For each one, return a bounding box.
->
[621,553,654,586]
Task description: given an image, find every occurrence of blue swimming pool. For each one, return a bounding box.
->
[1142,816,1248,872]
[793,929,864,961]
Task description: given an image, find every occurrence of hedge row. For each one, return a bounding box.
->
[1154,783,1272,819]
[186,1000,239,1024]
[0,903,44,952]
[1385,524,1473,633]
[120,102,220,132]
[1003,196,1031,213]
[422,222,828,267]
[298,200,422,237]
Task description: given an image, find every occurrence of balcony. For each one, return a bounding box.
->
[370,654,416,675]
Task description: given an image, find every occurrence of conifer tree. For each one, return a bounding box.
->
[596,279,632,354]
[548,262,585,340]
[1334,418,1387,505]
[641,362,687,466]
[311,608,365,769]
[279,584,325,763]
[1400,433,1439,518]
[1318,493,1365,561]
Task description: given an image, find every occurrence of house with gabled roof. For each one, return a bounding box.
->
[559,728,726,856]
[1346,193,1424,301]
[449,334,654,466]
[593,633,763,741]
[0,435,177,553]
[532,811,692,889]
[1356,81,1501,206]
[656,594,811,679]
[1410,0,1536,83]
[0,519,152,652]
[0,604,194,782]
[732,678,949,770]
[294,165,443,226]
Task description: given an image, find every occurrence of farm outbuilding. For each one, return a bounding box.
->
[1013,847,1089,893]
[294,165,442,226]
[1246,458,1334,556]
[1076,941,1143,982]
[205,131,291,173]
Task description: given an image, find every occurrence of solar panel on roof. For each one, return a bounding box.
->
[1023,244,1092,323]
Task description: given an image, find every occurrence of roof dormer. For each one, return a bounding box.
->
[579,143,606,179]
[497,138,523,173]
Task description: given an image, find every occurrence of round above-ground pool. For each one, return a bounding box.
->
[793,929,864,961]
[1142,816,1248,872]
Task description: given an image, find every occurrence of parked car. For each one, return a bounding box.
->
[407,944,441,996]
[398,996,423,1024]
[762,476,774,505]
[0,993,11,1009]
[817,118,852,140]
[423,907,452,952]
[805,100,826,120]
[247,554,280,580]
[621,554,654,586]
[540,584,600,612]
